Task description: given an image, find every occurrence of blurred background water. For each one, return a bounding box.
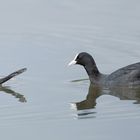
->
[0,0,140,140]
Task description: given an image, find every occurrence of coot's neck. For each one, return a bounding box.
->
[84,63,101,83]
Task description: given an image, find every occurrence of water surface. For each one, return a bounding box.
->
[0,0,140,140]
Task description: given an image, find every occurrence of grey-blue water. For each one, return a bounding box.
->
[0,0,140,140]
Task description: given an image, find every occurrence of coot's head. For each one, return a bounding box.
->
[68,52,101,81]
[68,52,95,67]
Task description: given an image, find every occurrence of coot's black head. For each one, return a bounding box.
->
[68,52,101,81]
[68,52,95,67]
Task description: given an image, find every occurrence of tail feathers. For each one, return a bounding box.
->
[0,68,27,85]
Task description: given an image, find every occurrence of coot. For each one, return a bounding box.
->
[68,52,140,87]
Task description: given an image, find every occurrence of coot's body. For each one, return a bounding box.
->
[107,62,140,86]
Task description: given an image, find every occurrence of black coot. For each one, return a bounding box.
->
[68,52,140,87]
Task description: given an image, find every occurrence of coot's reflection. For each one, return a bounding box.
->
[74,84,101,110]
[73,83,140,111]
[0,85,26,103]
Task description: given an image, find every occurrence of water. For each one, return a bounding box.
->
[0,0,140,140]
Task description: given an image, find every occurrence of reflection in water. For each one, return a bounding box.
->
[71,80,140,118]
[71,84,101,119]
[0,85,27,103]
[73,84,101,110]
[109,86,140,104]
